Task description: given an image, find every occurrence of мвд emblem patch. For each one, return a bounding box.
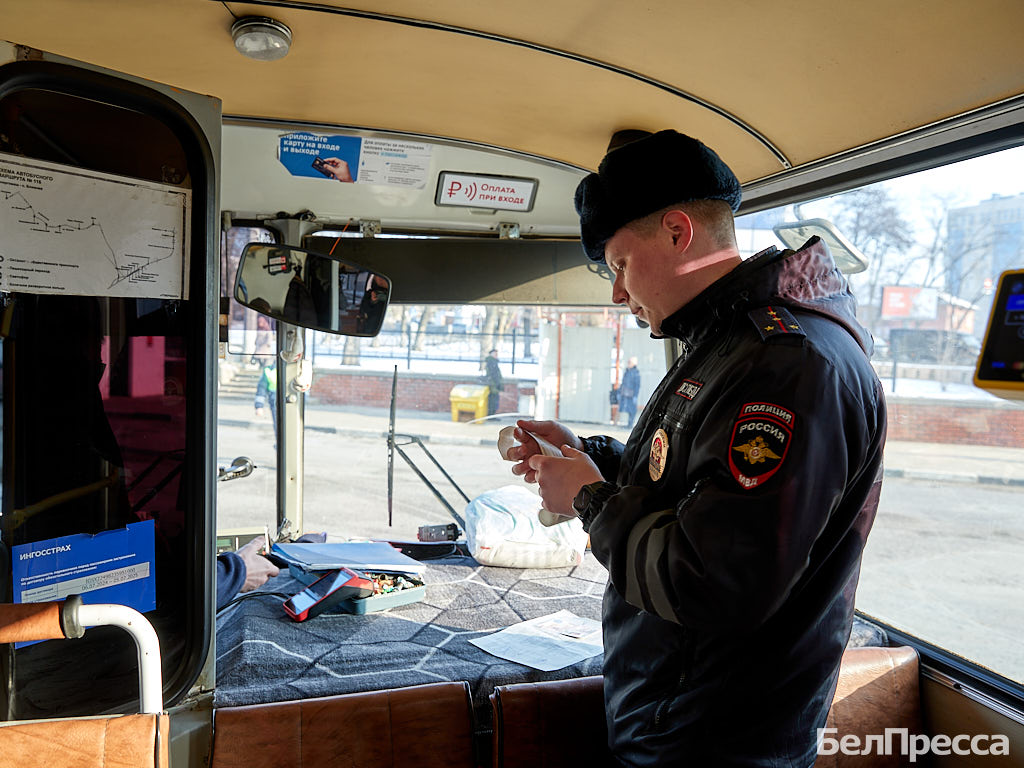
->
[728,402,794,489]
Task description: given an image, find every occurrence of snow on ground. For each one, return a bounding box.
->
[880,375,1013,403]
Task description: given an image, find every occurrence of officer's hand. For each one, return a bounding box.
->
[255,407,265,417]
[236,537,280,592]
[509,419,582,483]
[528,445,603,518]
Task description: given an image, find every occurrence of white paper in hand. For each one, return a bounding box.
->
[497,426,576,527]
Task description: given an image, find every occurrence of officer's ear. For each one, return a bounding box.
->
[661,209,693,253]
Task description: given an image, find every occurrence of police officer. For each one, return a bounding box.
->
[508,130,885,766]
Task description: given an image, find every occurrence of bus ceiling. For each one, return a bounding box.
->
[3,0,1024,203]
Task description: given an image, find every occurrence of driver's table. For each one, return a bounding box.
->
[214,553,607,721]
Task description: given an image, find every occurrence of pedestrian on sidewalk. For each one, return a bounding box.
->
[484,348,504,416]
[254,362,277,435]
[618,357,641,427]
[250,314,273,367]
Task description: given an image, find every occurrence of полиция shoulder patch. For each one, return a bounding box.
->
[728,402,795,489]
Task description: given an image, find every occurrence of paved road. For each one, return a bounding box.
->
[217,424,520,541]
[217,423,1024,686]
[859,478,1024,683]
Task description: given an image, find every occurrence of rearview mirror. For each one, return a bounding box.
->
[233,243,392,337]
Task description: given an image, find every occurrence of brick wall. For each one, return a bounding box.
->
[309,370,1024,447]
[886,398,1024,448]
[310,370,528,415]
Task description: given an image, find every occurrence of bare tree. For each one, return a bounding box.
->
[828,187,916,326]
[480,306,513,362]
[413,306,437,351]
[920,198,1001,382]
[829,188,1002,387]
[342,335,361,365]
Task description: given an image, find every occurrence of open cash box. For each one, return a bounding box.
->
[289,564,426,614]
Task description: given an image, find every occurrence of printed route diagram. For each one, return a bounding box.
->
[0,152,191,300]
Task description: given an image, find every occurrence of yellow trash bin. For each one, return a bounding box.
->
[450,384,489,422]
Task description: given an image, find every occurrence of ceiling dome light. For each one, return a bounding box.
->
[231,17,292,61]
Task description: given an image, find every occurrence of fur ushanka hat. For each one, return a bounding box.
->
[574,130,742,263]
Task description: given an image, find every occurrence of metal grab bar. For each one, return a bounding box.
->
[0,596,163,714]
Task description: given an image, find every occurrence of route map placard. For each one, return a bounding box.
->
[0,152,191,300]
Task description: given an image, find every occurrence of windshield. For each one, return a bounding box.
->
[217,144,1024,688]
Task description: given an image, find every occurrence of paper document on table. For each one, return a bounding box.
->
[469,610,603,671]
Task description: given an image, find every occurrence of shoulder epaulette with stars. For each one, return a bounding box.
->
[747,305,806,342]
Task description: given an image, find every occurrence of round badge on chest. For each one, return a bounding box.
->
[649,428,669,481]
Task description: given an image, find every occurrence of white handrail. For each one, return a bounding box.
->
[74,603,163,714]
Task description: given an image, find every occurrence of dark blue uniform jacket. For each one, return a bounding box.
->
[581,238,886,767]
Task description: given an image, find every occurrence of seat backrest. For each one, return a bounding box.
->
[490,648,921,768]
[210,681,476,768]
[0,713,168,768]
[490,675,616,768]
[0,599,169,768]
[813,645,921,768]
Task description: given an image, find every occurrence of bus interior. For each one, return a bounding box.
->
[1,1,1023,766]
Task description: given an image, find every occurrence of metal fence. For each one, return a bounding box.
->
[310,326,540,374]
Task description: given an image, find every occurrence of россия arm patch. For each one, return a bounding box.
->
[728,402,795,489]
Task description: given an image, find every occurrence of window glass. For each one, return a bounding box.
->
[296,303,659,540]
[214,277,649,535]
[312,303,532,540]
[214,146,1024,687]
[217,226,278,540]
[0,85,207,718]
[736,145,1024,684]
[4,295,192,716]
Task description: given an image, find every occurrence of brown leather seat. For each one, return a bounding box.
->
[489,675,617,768]
[813,645,921,768]
[210,681,476,768]
[490,647,921,768]
[0,714,168,768]
[0,599,169,768]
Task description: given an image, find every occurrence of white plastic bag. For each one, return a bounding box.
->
[463,485,589,568]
